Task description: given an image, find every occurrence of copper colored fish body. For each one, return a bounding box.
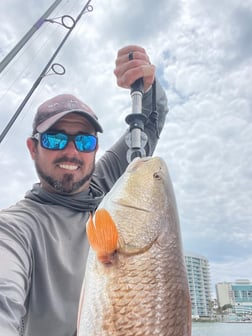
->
[77,157,191,336]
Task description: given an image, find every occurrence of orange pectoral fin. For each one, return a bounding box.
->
[86,209,119,263]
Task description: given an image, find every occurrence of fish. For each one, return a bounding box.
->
[77,156,191,336]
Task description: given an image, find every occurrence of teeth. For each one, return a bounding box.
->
[59,164,78,171]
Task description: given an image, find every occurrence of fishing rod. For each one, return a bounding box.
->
[0,0,93,145]
[125,76,148,162]
[125,51,159,162]
[125,61,159,162]
[0,0,63,74]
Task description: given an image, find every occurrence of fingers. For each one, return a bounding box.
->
[116,45,147,58]
[114,45,155,92]
[115,46,150,66]
[115,64,155,90]
[115,52,150,67]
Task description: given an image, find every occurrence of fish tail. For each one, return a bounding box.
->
[86,209,119,263]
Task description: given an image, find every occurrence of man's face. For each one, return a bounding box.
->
[27,113,98,195]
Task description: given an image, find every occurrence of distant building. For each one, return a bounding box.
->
[185,252,212,317]
[215,282,233,307]
[216,279,252,315]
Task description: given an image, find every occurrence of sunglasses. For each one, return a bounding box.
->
[33,132,98,152]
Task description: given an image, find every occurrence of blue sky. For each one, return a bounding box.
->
[0,0,251,296]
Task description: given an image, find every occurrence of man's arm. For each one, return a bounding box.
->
[0,214,32,335]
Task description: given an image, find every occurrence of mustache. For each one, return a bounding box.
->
[53,156,83,166]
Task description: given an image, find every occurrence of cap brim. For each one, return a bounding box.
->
[36,109,103,133]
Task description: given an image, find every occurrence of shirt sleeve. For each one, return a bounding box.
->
[0,215,32,335]
[92,79,168,193]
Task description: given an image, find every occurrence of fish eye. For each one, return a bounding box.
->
[153,172,161,180]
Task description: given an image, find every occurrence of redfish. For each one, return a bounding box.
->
[77,156,191,336]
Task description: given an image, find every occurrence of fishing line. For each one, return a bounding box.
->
[0,0,63,74]
[0,0,93,145]
[0,1,80,159]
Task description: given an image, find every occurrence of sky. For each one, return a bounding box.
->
[0,0,251,297]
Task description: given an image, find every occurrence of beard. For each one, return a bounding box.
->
[35,157,95,194]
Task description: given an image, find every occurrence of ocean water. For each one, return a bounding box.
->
[192,322,252,336]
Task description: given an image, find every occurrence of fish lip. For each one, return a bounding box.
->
[112,200,151,213]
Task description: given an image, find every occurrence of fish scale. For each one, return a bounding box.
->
[77,157,191,336]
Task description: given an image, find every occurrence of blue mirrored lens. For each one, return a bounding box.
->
[75,134,97,151]
[41,133,68,150]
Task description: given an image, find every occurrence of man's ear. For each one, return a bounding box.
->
[26,137,37,160]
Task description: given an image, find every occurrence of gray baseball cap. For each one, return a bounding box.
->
[33,93,103,134]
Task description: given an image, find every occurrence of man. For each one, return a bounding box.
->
[0,45,168,336]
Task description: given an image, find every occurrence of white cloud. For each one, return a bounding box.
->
[0,0,251,293]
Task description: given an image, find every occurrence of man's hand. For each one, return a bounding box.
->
[114,45,155,92]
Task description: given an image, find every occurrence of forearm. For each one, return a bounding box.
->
[142,79,168,154]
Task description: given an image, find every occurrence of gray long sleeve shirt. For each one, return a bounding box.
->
[0,81,168,336]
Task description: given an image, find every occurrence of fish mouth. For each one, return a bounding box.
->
[113,200,151,213]
[111,200,155,255]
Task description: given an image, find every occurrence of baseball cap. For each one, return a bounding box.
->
[33,93,103,134]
